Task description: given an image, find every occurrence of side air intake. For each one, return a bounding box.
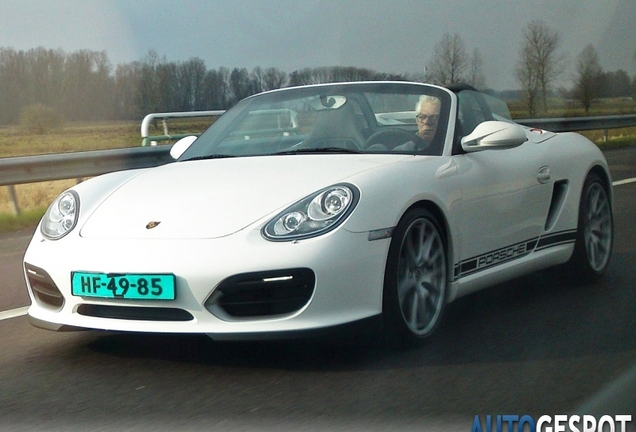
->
[545,180,569,231]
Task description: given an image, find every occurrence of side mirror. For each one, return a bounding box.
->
[170,135,198,160]
[461,121,527,153]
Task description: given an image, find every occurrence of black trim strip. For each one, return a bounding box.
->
[536,229,577,251]
[452,229,577,281]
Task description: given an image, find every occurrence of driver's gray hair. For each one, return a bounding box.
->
[415,95,440,113]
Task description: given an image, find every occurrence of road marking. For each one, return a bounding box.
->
[613,177,636,186]
[0,306,28,321]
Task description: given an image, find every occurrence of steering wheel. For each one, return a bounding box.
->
[364,128,418,150]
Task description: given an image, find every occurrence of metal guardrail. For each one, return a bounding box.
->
[1,113,635,215]
[141,110,224,146]
[517,114,636,141]
[139,112,636,145]
[0,146,173,187]
[0,147,174,215]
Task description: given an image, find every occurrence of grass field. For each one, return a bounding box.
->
[1,103,635,233]
[0,121,140,158]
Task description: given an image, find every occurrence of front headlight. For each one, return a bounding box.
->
[41,190,80,240]
[263,184,359,241]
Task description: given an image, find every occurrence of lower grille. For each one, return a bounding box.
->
[206,268,315,319]
[25,263,64,310]
[77,304,193,322]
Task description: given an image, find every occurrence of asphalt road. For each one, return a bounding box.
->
[1,147,635,432]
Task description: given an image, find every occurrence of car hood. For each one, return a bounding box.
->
[79,154,408,239]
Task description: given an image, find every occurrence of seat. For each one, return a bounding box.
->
[302,101,366,150]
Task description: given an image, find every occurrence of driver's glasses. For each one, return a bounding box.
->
[416,114,439,123]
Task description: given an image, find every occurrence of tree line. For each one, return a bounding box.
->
[1,19,635,125]
[425,21,636,116]
[0,48,412,126]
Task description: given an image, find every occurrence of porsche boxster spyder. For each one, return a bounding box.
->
[23,82,613,344]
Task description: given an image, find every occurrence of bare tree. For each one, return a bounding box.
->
[137,50,166,115]
[248,66,287,93]
[516,20,564,114]
[312,67,333,84]
[178,58,207,111]
[428,33,469,85]
[229,67,253,104]
[249,67,265,95]
[288,68,316,87]
[467,48,486,90]
[150,62,178,113]
[573,45,602,113]
[262,67,287,91]
[202,67,231,109]
[599,70,632,98]
[57,49,114,121]
[516,43,541,117]
[25,47,66,110]
[114,62,142,119]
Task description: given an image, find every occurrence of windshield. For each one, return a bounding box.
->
[179,83,451,160]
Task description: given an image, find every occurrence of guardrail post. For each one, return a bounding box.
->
[604,129,608,143]
[7,185,21,216]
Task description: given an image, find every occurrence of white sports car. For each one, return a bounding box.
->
[23,82,613,344]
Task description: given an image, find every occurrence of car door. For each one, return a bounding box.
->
[451,90,553,279]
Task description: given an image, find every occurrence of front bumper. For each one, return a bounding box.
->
[23,225,390,338]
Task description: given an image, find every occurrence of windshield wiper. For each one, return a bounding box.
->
[181,154,236,162]
[274,147,362,155]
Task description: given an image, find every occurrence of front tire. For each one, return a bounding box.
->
[567,173,613,281]
[383,208,448,345]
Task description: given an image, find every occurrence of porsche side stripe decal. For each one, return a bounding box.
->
[452,229,577,280]
[535,229,578,251]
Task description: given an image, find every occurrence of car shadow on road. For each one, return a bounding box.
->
[86,250,636,372]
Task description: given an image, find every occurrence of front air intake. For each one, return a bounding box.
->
[77,304,193,321]
[206,268,315,319]
[25,263,64,310]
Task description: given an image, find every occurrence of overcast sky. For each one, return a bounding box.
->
[1,0,634,90]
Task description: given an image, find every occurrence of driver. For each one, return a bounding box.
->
[392,95,441,151]
[366,95,441,152]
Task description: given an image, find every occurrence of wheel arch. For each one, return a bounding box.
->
[397,199,455,281]
[562,163,614,281]
[587,164,613,203]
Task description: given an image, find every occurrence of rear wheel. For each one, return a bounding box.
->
[567,173,613,281]
[383,208,447,345]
